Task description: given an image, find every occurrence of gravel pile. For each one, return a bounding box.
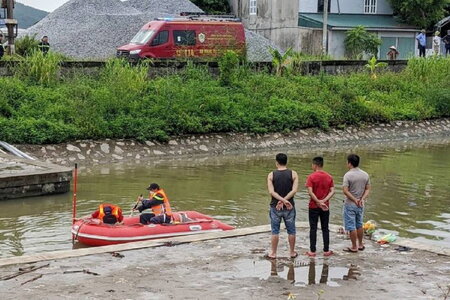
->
[25,0,168,58]
[25,0,281,61]
[126,0,202,14]
[245,30,282,62]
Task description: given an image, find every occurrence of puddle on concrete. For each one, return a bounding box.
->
[231,258,360,287]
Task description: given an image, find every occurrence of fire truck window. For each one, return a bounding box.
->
[173,30,196,46]
[151,31,169,46]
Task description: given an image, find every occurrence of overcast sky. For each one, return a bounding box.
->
[17,0,69,12]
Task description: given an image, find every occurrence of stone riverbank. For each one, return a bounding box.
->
[14,119,450,165]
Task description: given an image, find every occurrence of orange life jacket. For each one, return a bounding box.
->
[98,204,120,222]
[148,189,172,216]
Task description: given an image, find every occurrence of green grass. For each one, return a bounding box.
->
[0,54,449,144]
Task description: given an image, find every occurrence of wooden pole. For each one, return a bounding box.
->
[71,164,78,244]
[72,163,78,225]
[5,0,15,55]
[322,0,329,55]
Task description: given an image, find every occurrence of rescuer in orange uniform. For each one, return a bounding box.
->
[91,204,124,224]
[135,183,172,224]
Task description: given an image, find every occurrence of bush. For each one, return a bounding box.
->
[345,26,382,59]
[15,51,62,86]
[15,35,40,57]
[426,88,450,117]
[0,118,78,144]
[100,59,149,95]
[0,57,448,144]
[406,56,450,85]
[218,50,240,86]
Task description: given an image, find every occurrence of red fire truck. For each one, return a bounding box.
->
[117,15,246,60]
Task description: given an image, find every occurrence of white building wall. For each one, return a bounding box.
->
[336,0,363,14]
[299,0,394,14]
[299,0,318,13]
[329,30,347,58]
[329,30,416,59]
[376,0,394,15]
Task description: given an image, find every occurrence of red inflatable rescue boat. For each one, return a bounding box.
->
[72,211,234,246]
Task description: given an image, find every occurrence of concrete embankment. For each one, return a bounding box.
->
[14,118,450,166]
[0,223,449,299]
[0,153,72,200]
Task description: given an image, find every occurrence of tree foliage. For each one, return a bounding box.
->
[269,47,293,76]
[218,50,240,86]
[365,56,388,79]
[190,0,230,14]
[1,56,449,144]
[388,0,450,29]
[344,26,382,59]
[15,35,40,57]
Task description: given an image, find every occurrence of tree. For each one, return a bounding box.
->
[365,56,388,79]
[190,0,231,14]
[344,26,381,59]
[269,47,293,76]
[388,0,450,29]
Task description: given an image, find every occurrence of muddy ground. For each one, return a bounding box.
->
[1,230,449,300]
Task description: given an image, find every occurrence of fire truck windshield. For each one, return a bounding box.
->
[130,30,155,45]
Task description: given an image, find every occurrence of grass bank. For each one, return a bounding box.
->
[0,54,449,144]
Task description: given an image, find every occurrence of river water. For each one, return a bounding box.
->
[1,140,449,258]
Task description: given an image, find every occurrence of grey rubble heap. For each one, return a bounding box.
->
[25,0,280,61]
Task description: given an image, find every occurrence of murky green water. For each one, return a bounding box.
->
[1,140,449,258]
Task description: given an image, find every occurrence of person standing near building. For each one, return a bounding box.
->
[342,154,371,253]
[416,29,427,57]
[443,30,450,56]
[386,46,400,60]
[38,36,50,55]
[433,31,441,56]
[0,34,5,59]
[267,153,299,259]
[305,157,335,257]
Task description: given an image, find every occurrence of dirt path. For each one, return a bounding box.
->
[1,229,449,300]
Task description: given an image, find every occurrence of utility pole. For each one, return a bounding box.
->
[322,0,329,55]
[2,0,17,55]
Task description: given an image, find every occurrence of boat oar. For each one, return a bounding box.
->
[129,194,142,217]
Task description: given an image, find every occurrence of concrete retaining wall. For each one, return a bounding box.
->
[0,59,408,77]
[0,154,72,200]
